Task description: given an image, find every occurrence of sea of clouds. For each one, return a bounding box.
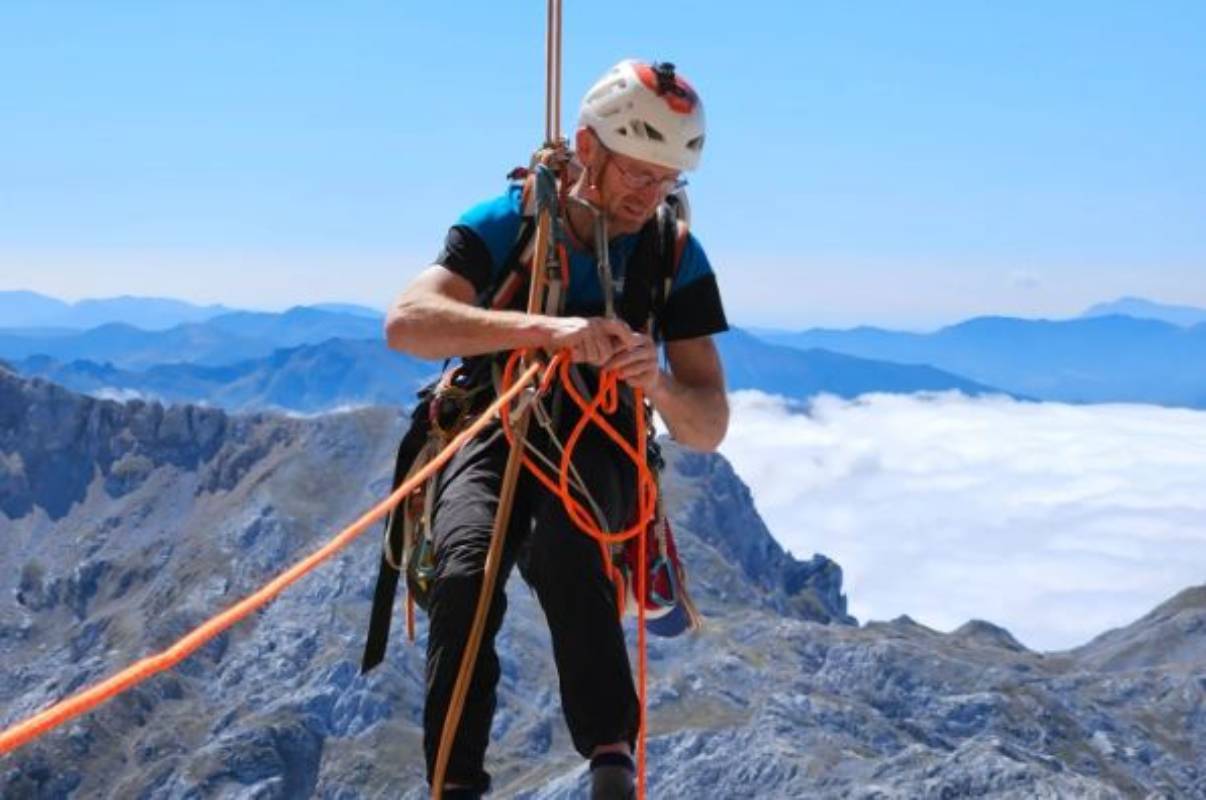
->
[719,390,1206,651]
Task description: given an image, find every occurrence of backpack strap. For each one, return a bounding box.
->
[617,196,687,342]
[480,171,540,309]
[492,172,689,334]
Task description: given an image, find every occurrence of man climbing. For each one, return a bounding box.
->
[385,59,729,799]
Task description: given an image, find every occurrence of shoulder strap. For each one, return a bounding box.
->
[480,175,688,334]
[477,173,539,311]
[617,197,687,341]
[478,217,536,311]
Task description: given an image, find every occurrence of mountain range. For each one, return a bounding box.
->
[7,340,438,414]
[0,291,385,332]
[0,292,236,332]
[0,312,1007,413]
[759,314,1206,408]
[0,307,385,370]
[2,369,1203,797]
[7,291,1206,411]
[1080,296,1206,327]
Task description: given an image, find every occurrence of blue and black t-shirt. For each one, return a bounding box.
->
[436,184,728,342]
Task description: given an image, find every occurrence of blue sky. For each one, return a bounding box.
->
[2,1,1203,328]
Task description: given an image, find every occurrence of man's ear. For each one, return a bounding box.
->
[575,126,599,166]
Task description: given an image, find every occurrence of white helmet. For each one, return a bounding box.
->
[579,59,706,172]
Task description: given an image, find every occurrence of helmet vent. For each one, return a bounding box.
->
[587,79,625,105]
[687,135,704,151]
[643,124,665,143]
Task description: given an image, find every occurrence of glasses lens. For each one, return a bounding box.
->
[608,151,683,192]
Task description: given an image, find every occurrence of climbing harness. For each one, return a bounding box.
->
[361,161,699,668]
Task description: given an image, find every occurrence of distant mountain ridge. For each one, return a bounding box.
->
[8,338,438,413]
[0,313,1006,413]
[2,369,1202,798]
[1081,295,1206,327]
[0,308,384,370]
[0,290,386,332]
[7,292,1206,410]
[717,328,1007,401]
[0,291,235,331]
[760,314,1206,408]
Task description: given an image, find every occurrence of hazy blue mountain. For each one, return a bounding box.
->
[5,328,1003,414]
[0,291,70,327]
[0,322,259,369]
[0,308,385,370]
[9,338,439,413]
[717,328,1008,400]
[758,315,1206,408]
[0,291,233,330]
[201,307,382,344]
[0,291,387,335]
[310,303,386,319]
[2,370,1201,798]
[1081,296,1206,327]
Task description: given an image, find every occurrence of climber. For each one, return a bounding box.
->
[384,59,729,799]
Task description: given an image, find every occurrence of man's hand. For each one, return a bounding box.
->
[602,332,662,394]
[543,316,639,366]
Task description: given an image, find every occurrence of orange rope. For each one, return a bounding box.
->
[0,361,545,758]
[498,347,657,798]
[499,352,657,546]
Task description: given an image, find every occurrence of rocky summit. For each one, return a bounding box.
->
[1,367,1203,798]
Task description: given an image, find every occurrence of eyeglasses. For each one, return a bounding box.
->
[605,151,688,194]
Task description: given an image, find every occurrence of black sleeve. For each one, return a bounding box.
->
[434,225,493,296]
[660,274,729,342]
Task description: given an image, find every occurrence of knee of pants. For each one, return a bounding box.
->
[525,520,613,591]
[427,571,508,639]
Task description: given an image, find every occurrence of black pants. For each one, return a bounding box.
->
[423,407,641,794]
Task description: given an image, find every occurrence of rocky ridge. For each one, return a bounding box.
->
[1,368,1203,798]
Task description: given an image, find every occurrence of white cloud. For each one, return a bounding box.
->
[90,386,157,403]
[719,390,1206,651]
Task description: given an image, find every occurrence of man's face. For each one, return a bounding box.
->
[595,148,681,235]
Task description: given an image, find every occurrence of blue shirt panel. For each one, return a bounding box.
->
[455,186,715,312]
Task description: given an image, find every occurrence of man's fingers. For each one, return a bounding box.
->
[582,336,601,365]
[604,348,645,373]
[600,317,640,346]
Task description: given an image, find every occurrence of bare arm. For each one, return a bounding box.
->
[649,336,729,452]
[386,264,638,363]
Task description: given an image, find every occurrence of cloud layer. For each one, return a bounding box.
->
[719,391,1206,651]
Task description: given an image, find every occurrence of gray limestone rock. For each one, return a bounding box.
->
[2,370,1202,798]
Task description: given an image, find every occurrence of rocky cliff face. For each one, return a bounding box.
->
[663,446,854,626]
[2,368,1203,799]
